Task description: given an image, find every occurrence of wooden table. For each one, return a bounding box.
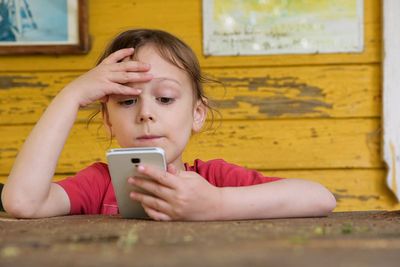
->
[0,211,399,267]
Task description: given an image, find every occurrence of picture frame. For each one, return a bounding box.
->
[0,0,90,55]
[203,0,364,56]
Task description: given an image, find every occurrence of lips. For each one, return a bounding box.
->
[136,135,163,140]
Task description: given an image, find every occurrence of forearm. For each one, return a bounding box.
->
[2,88,80,214]
[2,48,151,218]
[217,179,336,220]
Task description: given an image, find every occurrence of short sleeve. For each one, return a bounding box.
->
[188,159,282,187]
[56,162,111,215]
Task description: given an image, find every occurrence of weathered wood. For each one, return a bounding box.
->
[2,169,398,212]
[0,0,380,72]
[0,211,399,267]
[268,169,399,211]
[0,72,96,124]
[0,64,380,124]
[0,118,382,175]
[186,118,382,169]
[0,0,389,212]
[207,65,380,119]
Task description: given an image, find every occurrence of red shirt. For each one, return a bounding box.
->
[57,159,282,215]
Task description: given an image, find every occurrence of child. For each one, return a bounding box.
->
[1,29,336,220]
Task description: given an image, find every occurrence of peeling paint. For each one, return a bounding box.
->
[0,76,48,89]
[335,189,348,193]
[334,193,379,202]
[210,76,333,117]
[247,96,331,117]
[214,95,332,117]
[310,128,318,138]
[217,76,326,96]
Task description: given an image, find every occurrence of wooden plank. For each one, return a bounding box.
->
[0,72,96,124]
[1,169,399,212]
[185,118,382,170]
[0,64,380,124]
[266,169,400,212]
[0,118,382,175]
[207,64,380,119]
[0,0,380,72]
[1,211,400,267]
[383,0,400,201]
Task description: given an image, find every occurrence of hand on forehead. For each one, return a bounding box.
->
[122,46,190,87]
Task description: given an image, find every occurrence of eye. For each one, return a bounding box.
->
[118,98,137,106]
[156,97,175,105]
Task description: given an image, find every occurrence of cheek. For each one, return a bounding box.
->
[165,106,194,126]
[108,106,135,123]
[107,110,135,137]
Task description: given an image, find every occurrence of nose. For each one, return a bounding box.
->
[139,114,154,122]
[136,99,155,123]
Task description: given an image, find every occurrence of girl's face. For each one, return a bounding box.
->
[104,45,206,169]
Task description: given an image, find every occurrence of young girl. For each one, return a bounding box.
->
[1,29,336,220]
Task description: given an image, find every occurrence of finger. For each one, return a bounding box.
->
[108,71,153,84]
[110,61,151,72]
[142,204,172,221]
[101,48,134,65]
[167,164,179,175]
[109,83,143,96]
[99,95,109,103]
[137,165,178,188]
[130,191,171,215]
[128,177,172,200]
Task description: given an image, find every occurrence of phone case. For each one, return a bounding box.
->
[106,147,166,219]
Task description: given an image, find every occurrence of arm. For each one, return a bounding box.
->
[1,89,80,218]
[128,165,336,221]
[1,48,152,218]
[217,178,336,220]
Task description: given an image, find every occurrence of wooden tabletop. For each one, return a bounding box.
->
[0,211,399,267]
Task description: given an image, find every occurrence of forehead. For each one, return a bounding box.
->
[134,45,190,85]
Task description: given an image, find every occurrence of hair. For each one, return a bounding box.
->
[89,29,220,130]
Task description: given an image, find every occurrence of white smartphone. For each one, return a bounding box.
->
[106,147,166,219]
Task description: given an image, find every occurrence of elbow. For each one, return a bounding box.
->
[317,186,337,216]
[3,199,37,219]
[1,187,38,219]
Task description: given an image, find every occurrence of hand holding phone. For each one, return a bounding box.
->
[106,147,166,219]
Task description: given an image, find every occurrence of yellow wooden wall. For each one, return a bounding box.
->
[1,0,398,211]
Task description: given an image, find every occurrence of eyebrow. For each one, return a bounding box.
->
[153,77,182,86]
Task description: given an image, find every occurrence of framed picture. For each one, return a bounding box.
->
[203,0,364,56]
[0,0,90,54]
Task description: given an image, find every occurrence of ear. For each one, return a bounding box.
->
[102,103,114,137]
[192,99,207,133]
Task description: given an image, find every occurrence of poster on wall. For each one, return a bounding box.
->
[203,0,364,56]
[0,0,89,54]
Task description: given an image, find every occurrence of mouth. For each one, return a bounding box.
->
[136,135,164,141]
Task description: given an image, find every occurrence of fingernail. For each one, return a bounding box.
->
[138,165,145,171]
